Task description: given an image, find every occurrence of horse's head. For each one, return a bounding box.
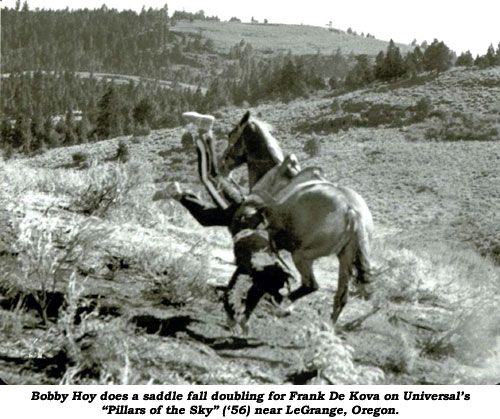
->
[221,111,284,188]
[221,111,251,175]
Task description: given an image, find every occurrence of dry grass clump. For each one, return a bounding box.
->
[139,241,215,307]
[365,236,500,382]
[303,135,322,158]
[13,212,109,324]
[297,321,384,384]
[69,160,148,217]
[1,158,156,221]
[349,315,419,376]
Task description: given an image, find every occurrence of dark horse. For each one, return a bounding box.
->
[221,111,374,324]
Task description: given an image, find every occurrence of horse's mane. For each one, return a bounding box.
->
[249,118,284,164]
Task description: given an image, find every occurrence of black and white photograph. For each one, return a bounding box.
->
[0,0,499,386]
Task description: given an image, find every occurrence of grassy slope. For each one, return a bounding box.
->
[1,67,499,385]
[171,20,412,56]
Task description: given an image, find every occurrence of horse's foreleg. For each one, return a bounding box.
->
[273,254,316,318]
[288,254,318,302]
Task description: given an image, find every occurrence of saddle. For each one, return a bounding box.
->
[183,112,331,212]
[250,154,331,207]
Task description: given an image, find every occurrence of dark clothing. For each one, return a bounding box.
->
[179,193,238,227]
[181,132,243,227]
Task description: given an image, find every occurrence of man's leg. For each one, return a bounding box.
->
[153,181,235,227]
[180,192,236,227]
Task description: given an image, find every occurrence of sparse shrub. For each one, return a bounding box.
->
[116,140,129,163]
[411,97,432,122]
[13,214,105,324]
[181,131,194,150]
[72,151,88,166]
[342,100,370,113]
[428,108,447,120]
[295,114,360,135]
[328,77,340,90]
[424,113,499,142]
[2,144,14,160]
[303,136,321,158]
[362,103,406,127]
[71,161,142,217]
[141,242,214,307]
[132,124,151,138]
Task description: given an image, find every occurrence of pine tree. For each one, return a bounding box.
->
[96,85,121,139]
[1,119,13,148]
[485,44,496,67]
[78,113,91,143]
[411,46,424,73]
[374,51,385,80]
[404,52,417,78]
[423,39,453,73]
[30,111,44,152]
[375,40,406,81]
[385,40,406,79]
[11,114,31,149]
[132,97,153,126]
[345,55,374,89]
[455,51,474,67]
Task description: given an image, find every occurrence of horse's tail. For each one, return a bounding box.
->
[346,207,373,285]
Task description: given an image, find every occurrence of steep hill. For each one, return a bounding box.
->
[0,67,499,385]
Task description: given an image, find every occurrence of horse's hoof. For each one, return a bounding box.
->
[166,182,183,200]
[239,323,249,336]
[153,182,184,201]
[226,316,249,335]
[351,283,372,300]
[274,302,294,318]
[226,317,236,330]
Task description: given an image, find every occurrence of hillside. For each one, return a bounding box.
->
[171,20,412,56]
[0,71,205,92]
[1,66,499,385]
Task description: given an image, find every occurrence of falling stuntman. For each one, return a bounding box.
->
[152,113,292,330]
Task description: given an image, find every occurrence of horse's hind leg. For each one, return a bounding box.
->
[353,221,373,299]
[332,244,356,324]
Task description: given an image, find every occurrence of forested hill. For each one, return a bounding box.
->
[1,6,173,78]
[0,4,348,155]
[2,4,499,158]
